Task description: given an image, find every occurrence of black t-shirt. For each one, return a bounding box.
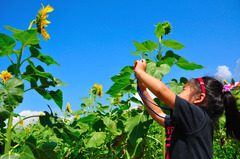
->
[164,95,213,159]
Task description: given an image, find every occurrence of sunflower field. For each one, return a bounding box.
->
[0,4,240,159]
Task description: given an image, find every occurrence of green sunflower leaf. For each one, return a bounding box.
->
[175,57,205,70]
[146,62,170,80]
[0,78,24,109]
[29,47,60,66]
[4,26,23,33]
[141,40,158,52]
[133,40,149,52]
[86,132,106,148]
[155,22,165,38]
[0,104,11,122]
[133,40,158,53]
[0,33,16,57]
[13,29,40,46]
[169,80,184,94]
[161,39,185,50]
[49,89,63,110]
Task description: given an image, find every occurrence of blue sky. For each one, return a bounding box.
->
[1,0,240,115]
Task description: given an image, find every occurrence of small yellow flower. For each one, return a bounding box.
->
[20,120,24,126]
[0,70,12,83]
[36,128,39,133]
[84,109,87,115]
[40,112,44,116]
[65,118,69,123]
[67,102,72,113]
[95,84,100,95]
[76,115,80,119]
[117,93,121,104]
[36,4,54,41]
[27,127,30,132]
[97,116,100,118]
[99,85,103,98]
[93,83,103,98]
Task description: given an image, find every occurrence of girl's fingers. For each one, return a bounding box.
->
[140,59,145,63]
[134,59,146,67]
[133,59,146,74]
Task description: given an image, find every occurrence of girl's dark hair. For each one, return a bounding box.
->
[188,76,240,140]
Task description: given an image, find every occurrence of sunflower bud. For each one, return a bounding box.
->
[162,21,172,35]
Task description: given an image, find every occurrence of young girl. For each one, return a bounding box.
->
[134,59,240,159]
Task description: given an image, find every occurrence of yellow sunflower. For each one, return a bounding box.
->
[117,93,121,104]
[65,118,69,123]
[99,85,103,98]
[0,70,12,83]
[36,4,54,41]
[67,102,72,113]
[83,109,87,115]
[92,83,103,98]
[20,120,24,126]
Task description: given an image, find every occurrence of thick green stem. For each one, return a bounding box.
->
[14,45,25,78]
[108,100,113,117]
[150,51,158,63]
[4,109,14,154]
[3,19,36,155]
[158,37,162,66]
[14,20,35,78]
[28,20,36,30]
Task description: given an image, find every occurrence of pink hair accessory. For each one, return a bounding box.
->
[222,85,231,92]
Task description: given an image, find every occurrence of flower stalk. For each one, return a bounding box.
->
[4,109,14,154]
[4,20,36,154]
[28,20,36,30]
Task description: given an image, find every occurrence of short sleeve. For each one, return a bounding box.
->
[172,95,206,134]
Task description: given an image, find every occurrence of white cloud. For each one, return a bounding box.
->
[233,58,240,80]
[5,110,76,128]
[215,65,232,80]
[12,110,43,127]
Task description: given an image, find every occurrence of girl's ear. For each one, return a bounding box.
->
[193,93,206,104]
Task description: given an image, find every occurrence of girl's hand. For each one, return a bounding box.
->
[133,59,147,79]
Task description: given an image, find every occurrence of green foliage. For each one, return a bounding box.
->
[0,145,35,159]
[0,78,24,109]
[0,33,16,57]
[12,29,40,46]
[0,8,65,156]
[155,22,165,38]
[1,19,239,159]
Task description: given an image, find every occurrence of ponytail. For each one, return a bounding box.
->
[223,91,240,140]
[189,76,240,140]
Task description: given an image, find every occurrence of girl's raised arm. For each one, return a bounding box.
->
[137,80,168,126]
[134,59,176,109]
